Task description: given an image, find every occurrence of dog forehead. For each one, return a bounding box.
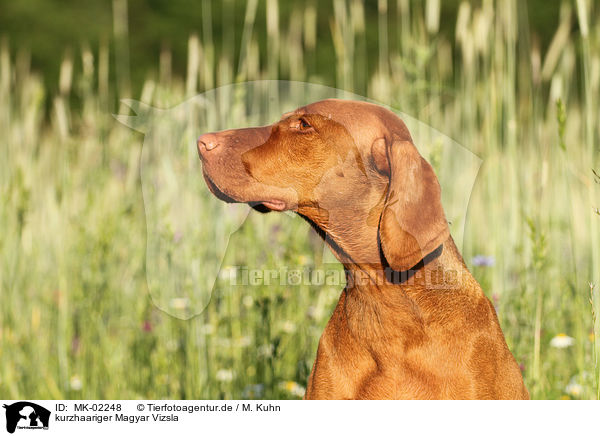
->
[302,99,378,120]
[297,99,386,141]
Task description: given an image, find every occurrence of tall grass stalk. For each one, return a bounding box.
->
[590,282,600,398]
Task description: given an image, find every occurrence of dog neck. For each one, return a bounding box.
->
[300,210,481,327]
[342,237,475,294]
[335,237,482,345]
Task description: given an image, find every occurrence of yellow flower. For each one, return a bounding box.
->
[298,255,309,266]
[279,381,306,397]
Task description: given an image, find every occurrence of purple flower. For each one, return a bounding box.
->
[242,384,264,399]
[472,255,495,267]
[492,293,500,312]
[142,320,153,332]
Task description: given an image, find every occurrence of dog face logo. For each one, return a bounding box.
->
[115,81,481,318]
[2,402,50,434]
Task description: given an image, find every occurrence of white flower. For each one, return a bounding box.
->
[69,375,82,391]
[169,297,189,310]
[564,372,592,398]
[242,295,254,308]
[199,323,215,335]
[215,369,234,382]
[219,266,238,281]
[166,340,179,351]
[280,320,297,334]
[236,336,252,347]
[257,344,274,357]
[550,333,575,348]
[307,305,318,319]
[565,381,583,397]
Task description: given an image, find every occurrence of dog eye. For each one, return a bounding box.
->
[299,118,312,130]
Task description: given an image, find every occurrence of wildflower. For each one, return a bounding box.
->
[492,293,500,312]
[280,320,297,334]
[279,381,306,397]
[219,266,238,281]
[257,344,274,357]
[242,384,264,399]
[307,305,318,319]
[472,255,495,267]
[215,369,234,382]
[69,375,82,391]
[565,381,583,397]
[298,255,309,266]
[242,295,254,308]
[236,336,252,347]
[550,333,575,348]
[169,297,189,310]
[565,372,593,398]
[142,320,153,332]
[200,324,215,335]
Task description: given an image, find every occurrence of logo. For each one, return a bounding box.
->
[114,81,481,319]
[2,402,50,434]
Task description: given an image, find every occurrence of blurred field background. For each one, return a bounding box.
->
[1,0,600,400]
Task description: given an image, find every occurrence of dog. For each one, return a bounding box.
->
[197,99,529,399]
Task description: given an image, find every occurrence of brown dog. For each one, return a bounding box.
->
[197,99,528,399]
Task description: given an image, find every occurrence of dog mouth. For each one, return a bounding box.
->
[202,171,287,212]
[249,200,287,211]
[202,172,237,203]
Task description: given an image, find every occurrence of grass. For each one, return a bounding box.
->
[1,0,599,399]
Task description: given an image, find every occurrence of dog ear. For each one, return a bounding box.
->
[378,138,449,271]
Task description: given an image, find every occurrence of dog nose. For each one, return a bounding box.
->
[197,133,219,154]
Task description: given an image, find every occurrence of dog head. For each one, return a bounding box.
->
[198,99,449,271]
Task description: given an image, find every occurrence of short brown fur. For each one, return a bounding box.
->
[197,99,528,400]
